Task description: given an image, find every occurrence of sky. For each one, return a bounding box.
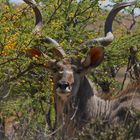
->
[10,0,111,4]
[10,0,140,15]
[10,0,24,4]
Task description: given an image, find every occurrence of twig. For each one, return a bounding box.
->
[0,58,18,66]
[2,84,13,99]
[45,124,64,138]
[124,87,138,124]
[47,0,65,24]
[70,100,79,120]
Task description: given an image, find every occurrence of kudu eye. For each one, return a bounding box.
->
[72,65,82,73]
[58,71,63,74]
[57,81,69,90]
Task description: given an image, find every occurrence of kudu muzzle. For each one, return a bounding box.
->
[57,80,71,93]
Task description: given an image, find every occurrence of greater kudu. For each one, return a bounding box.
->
[23,1,140,139]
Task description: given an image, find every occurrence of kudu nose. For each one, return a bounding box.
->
[57,81,69,90]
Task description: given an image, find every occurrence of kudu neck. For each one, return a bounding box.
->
[55,76,114,126]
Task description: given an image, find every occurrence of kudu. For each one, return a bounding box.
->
[23,1,140,139]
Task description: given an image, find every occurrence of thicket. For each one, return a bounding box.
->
[0,0,140,139]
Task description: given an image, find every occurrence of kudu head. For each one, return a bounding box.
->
[23,1,134,101]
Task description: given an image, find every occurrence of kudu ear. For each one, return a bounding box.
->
[25,47,57,70]
[25,48,42,58]
[82,47,104,68]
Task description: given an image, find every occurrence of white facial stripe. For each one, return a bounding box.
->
[66,87,71,92]
[64,70,73,75]
[56,87,71,93]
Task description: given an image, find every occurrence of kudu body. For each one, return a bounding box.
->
[23,1,140,139]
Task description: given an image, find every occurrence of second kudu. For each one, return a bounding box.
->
[23,1,140,139]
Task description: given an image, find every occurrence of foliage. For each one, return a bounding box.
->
[0,0,140,139]
[78,115,140,140]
